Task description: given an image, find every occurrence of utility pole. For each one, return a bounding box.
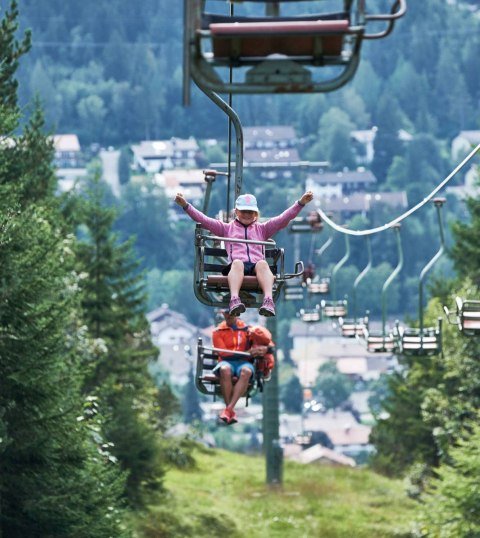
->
[263,316,282,486]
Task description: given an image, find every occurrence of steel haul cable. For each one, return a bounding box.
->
[317,143,480,236]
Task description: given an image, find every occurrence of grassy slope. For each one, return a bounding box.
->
[151,446,417,538]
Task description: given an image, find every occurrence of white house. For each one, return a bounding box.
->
[243,125,298,149]
[147,304,209,385]
[451,130,480,161]
[351,127,377,165]
[289,320,394,386]
[155,168,207,206]
[52,134,87,192]
[306,168,377,198]
[131,137,200,174]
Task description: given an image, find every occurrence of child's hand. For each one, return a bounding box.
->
[175,193,188,208]
[300,191,314,205]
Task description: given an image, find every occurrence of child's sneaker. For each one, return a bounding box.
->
[219,408,237,425]
[229,296,246,316]
[259,296,276,317]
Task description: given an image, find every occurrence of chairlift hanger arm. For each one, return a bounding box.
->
[381,224,403,337]
[363,0,407,40]
[351,235,372,321]
[418,198,446,332]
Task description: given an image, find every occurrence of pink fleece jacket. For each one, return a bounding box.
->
[184,201,305,264]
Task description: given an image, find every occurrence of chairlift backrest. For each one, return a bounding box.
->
[186,0,407,95]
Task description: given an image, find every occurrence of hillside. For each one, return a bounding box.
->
[139,445,417,537]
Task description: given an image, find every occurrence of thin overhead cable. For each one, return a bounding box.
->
[318,142,480,237]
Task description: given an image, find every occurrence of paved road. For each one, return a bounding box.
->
[100,149,120,197]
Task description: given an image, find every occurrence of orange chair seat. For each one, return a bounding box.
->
[210,19,349,58]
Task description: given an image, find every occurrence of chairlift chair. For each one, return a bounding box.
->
[321,230,349,318]
[299,304,322,323]
[339,236,371,338]
[184,0,407,95]
[284,276,305,301]
[400,323,442,355]
[399,198,446,356]
[362,224,403,353]
[340,313,368,338]
[444,297,480,336]
[307,277,330,294]
[194,227,304,309]
[196,338,266,405]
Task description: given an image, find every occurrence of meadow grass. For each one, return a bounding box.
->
[149,446,417,538]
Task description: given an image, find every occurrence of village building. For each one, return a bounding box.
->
[131,137,200,174]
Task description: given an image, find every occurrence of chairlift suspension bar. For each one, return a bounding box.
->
[331,233,350,301]
[226,1,235,216]
[381,224,403,339]
[352,235,372,322]
[418,198,446,333]
[196,86,244,201]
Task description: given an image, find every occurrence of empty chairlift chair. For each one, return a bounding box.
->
[309,222,335,295]
[284,276,305,301]
[444,297,480,336]
[321,231,349,319]
[184,0,407,95]
[299,304,322,323]
[340,236,372,338]
[399,198,446,356]
[284,274,305,301]
[362,224,403,353]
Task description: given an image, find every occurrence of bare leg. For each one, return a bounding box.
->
[219,364,233,405]
[255,259,275,298]
[227,367,252,411]
[228,259,245,297]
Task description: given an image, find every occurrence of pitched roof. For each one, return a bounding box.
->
[131,138,199,159]
[244,147,300,164]
[52,134,81,152]
[294,443,356,467]
[315,191,408,213]
[132,140,173,158]
[308,169,377,185]
[456,130,480,144]
[303,410,358,432]
[325,424,371,446]
[244,125,297,143]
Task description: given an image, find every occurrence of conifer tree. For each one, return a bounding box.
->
[72,170,167,507]
[0,3,128,534]
[418,417,480,537]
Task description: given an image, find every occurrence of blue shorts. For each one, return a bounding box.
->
[222,261,257,276]
[213,359,255,377]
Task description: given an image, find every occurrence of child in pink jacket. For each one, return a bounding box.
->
[175,190,314,317]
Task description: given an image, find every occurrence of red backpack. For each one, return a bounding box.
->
[248,326,275,375]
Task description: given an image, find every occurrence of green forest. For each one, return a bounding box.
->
[13,0,480,325]
[1,0,480,536]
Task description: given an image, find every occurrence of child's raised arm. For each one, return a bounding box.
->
[174,192,225,237]
[261,191,314,238]
[175,192,188,208]
[299,191,314,206]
